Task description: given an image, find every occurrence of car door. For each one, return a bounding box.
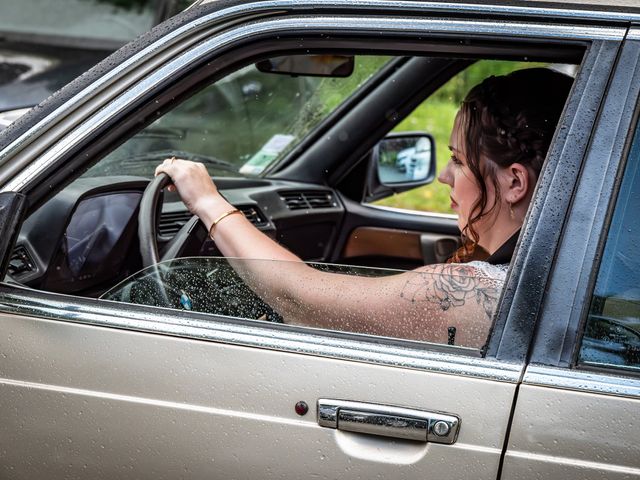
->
[502,28,640,479]
[0,2,626,479]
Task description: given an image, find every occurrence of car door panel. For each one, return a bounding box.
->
[499,27,640,480]
[0,311,517,479]
[340,226,460,266]
[503,376,640,479]
[332,197,460,269]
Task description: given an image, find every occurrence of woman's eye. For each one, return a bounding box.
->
[450,155,463,165]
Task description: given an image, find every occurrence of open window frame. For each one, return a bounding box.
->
[0,2,619,371]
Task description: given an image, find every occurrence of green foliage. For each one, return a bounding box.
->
[375,99,458,213]
[374,60,545,214]
[315,56,391,114]
[379,149,395,166]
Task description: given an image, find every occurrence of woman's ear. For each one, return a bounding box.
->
[503,163,531,204]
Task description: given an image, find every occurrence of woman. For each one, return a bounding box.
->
[156,68,573,348]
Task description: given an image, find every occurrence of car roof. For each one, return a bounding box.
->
[197,0,640,17]
[479,0,639,11]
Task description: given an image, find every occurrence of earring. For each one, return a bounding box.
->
[509,202,515,220]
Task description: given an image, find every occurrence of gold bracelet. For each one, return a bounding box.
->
[208,208,242,240]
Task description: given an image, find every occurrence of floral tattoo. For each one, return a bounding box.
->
[400,264,501,319]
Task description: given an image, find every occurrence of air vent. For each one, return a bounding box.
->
[238,205,268,227]
[8,245,35,275]
[159,206,268,237]
[158,211,192,236]
[280,190,336,210]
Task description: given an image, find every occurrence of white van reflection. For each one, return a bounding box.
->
[395,136,432,181]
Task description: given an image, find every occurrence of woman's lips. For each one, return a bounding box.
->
[450,197,458,210]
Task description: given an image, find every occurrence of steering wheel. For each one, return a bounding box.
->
[136,172,210,309]
[136,173,283,322]
[138,172,208,268]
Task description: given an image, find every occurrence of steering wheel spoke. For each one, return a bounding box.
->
[160,215,208,263]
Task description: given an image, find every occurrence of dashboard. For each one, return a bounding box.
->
[11,176,345,297]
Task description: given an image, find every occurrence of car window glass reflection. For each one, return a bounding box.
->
[101,256,506,349]
[83,56,391,179]
[580,121,640,370]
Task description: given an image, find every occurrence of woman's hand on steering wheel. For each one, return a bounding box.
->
[155,158,221,217]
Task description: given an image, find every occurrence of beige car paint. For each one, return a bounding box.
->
[0,313,515,479]
[503,382,640,479]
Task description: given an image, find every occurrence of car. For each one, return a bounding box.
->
[0,0,191,131]
[395,136,433,180]
[0,0,638,478]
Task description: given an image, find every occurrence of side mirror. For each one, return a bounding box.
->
[365,132,436,202]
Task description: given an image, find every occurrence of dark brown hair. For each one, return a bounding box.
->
[449,67,573,263]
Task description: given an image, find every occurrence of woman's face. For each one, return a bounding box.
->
[438,111,487,233]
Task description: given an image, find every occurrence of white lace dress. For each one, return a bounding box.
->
[465,261,509,283]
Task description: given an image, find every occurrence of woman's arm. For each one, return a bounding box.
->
[240,260,501,347]
[156,160,300,262]
[156,159,502,348]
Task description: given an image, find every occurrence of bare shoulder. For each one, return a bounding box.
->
[399,262,505,318]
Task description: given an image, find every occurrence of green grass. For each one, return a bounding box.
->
[376,99,458,214]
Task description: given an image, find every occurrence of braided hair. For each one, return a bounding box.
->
[449,68,573,263]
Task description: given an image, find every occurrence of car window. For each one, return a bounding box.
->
[12,50,576,358]
[83,55,391,179]
[578,120,640,371]
[371,61,575,215]
[102,256,505,349]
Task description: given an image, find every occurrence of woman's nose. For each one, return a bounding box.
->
[438,161,453,186]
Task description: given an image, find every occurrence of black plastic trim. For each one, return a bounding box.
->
[14,177,148,287]
[486,39,621,362]
[529,35,640,368]
[0,192,28,280]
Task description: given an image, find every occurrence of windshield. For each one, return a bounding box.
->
[0,0,159,46]
[84,55,392,179]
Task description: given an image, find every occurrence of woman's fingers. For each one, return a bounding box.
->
[155,156,180,177]
[154,158,181,192]
[154,158,221,216]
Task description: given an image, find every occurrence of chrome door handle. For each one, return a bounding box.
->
[317,399,460,444]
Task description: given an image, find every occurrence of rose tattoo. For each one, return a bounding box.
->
[400,264,501,319]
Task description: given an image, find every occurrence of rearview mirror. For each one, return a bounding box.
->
[256,55,354,77]
[376,133,435,186]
